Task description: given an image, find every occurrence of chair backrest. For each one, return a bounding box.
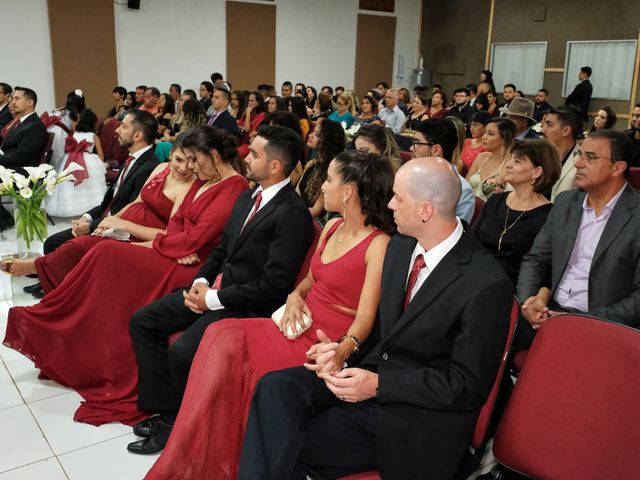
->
[470,298,519,450]
[399,150,413,165]
[38,132,55,165]
[493,314,640,480]
[470,196,485,227]
[99,120,129,166]
[629,167,640,190]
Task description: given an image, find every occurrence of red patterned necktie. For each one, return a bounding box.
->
[241,191,263,231]
[403,254,426,309]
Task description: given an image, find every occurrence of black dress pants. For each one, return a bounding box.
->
[129,289,247,412]
[43,228,75,254]
[238,366,378,480]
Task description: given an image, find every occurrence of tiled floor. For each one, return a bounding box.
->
[0,219,157,480]
[0,218,496,480]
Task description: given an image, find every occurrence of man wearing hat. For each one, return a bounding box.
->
[499,97,539,140]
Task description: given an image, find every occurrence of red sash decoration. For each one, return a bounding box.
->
[63,135,90,185]
[40,112,72,134]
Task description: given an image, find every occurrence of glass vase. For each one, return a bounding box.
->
[14,202,47,258]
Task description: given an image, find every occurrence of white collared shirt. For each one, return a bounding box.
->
[405,218,464,304]
[195,177,292,310]
[20,111,36,123]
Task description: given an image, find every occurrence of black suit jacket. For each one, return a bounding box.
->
[196,183,314,317]
[362,231,513,479]
[210,110,239,136]
[565,79,593,121]
[85,147,158,229]
[0,112,48,173]
[0,105,12,132]
[517,184,640,327]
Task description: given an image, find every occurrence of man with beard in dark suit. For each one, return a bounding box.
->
[239,157,514,480]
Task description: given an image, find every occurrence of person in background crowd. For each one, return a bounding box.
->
[354,95,382,127]
[328,92,356,128]
[533,88,552,123]
[461,111,490,172]
[352,123,401,171]
[139,87,160,116]
[500,97,539,140]
[281,81,293,98]
[134,85,147,107]
[426,91,448,120]
[565,66,593,122]
[448,87,474,126]
[230,90,248,120]
[0,83,13,131]
[627,103,640,168]
[467,83,478,107]
[541,105,582,200]
[586,106,617,136]
[106,86,127,122]
[199,81,214,113]
[500,84,517,114]
[405,91,429,130]
[287,96,311,140]
[169,83,182,103]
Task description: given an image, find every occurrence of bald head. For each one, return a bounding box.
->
[399,157,461,221]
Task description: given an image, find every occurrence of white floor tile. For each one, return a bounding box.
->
[0,404,53,473]
[0,363,23,410]
[28,392,131,455]
[0,458,67,480]
[5,357,72,404]
[58,434,156,480]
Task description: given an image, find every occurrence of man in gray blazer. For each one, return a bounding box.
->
[517,129,640,347]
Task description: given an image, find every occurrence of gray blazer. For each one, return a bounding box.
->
[517,183,640,327]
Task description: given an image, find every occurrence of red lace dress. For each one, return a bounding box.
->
[35,166,175,294]
[3,175,248,426]
[145,219,384,480]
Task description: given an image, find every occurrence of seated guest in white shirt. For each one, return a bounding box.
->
[379,88,406,134]
[517,129,640,348]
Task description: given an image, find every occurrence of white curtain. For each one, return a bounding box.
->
[490,43,547,95]
[563,40,637,100]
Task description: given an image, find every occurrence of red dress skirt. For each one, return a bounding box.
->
[145,220,383,479]
[36,166,175,294]
[3,176,248,425]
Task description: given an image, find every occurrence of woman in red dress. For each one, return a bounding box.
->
[144,150,395,479]
[237,91,266,159]
[6,140,196,293]
[3,126,248,426]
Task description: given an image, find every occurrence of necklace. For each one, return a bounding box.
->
[498,205,528,251]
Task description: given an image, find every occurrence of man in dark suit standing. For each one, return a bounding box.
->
[238,157,514,480]
[24,110,158,298]
[517,129,640,347]
[0,83,13,132]
[565,66,593,122]
[206,86,239,136]
[0,86,48,229]
[127,125,314,455]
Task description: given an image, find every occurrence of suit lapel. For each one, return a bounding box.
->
[112,149,149,202]
[555,146,578,192]
[558,191,585,266]
[384,233,472,341]
[591,185,636,268]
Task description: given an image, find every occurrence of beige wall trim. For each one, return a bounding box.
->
[484,0,495,69]
[629,30,640,119]
[544,67,565,73]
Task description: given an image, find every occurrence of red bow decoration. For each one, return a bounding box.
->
[63,135,90,185]
[40,112,71,134]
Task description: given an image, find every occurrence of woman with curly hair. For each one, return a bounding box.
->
[144,150,395,480]
[4,125,249,426]
[296,119,345,217]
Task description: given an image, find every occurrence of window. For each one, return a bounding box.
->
[490,42,547,95]
[563,40,637,100]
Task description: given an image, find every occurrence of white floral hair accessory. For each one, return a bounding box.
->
[74,89,84,98]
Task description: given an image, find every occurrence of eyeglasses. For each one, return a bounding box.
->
[412,139,434,147]
[574,149,612,164]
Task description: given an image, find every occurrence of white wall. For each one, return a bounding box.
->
[0,0,56,112]
[113,0,227,94]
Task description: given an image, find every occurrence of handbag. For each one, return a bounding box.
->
[271,304,313,340]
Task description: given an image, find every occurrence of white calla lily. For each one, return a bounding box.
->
[59,162,84,180]
[19,187,33,199]
[13,174,30,190]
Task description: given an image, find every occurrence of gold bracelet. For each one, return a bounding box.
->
[340,334,361,353]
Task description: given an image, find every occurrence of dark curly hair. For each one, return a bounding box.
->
[74,108,98,133]
[180,124,238,167]
[305,119,345,202]
[333,150,395,235]
[248,91,266,115]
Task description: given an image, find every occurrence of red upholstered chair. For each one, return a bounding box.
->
[629,167,640,190]
[493,314,640,480]
[399,150,413,165]
[39,132,55,165]
[339,299,520,480]
[98,120,129,184]
[470,196,485,226]
[168,218,324,347]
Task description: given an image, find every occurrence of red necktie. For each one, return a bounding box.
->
[242,191,263,231]
[403,254,426,309]
[104,155,134,216]
[119,155,135,183]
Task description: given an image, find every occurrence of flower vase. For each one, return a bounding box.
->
[14,202,47,258]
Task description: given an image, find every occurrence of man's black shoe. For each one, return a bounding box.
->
[127,420,173,455]
[31,286,45,299]
[132,416,160,438]
[0,216,14,232]
[23,283,42,294]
